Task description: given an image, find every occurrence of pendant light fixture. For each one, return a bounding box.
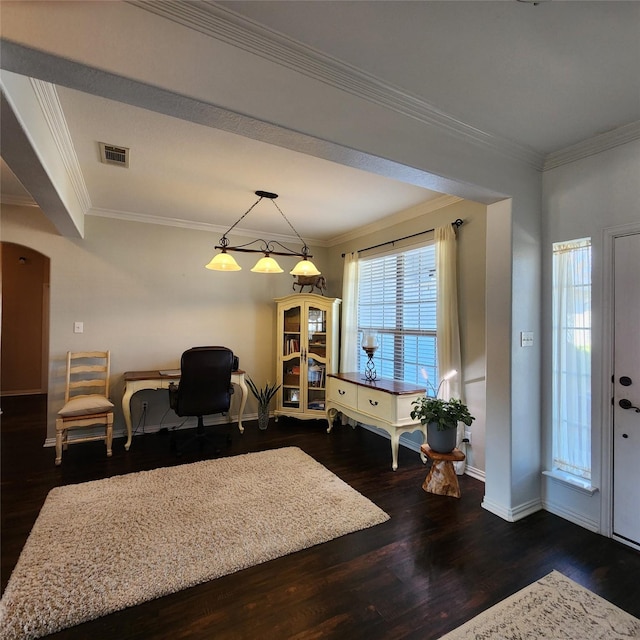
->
[205,191,320,276]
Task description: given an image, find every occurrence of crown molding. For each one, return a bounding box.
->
[327,194,462,247]
[87,207,328,248]
[130,0,544,170]
[543,121,640,171]
[29,79,92,213]
[0,193,38,207]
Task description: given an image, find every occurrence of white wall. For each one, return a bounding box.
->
[541,139,640,533]
[1,205,331,440]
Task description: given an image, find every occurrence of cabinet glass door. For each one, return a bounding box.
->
[282,306,301,410]
[306,306,327,411]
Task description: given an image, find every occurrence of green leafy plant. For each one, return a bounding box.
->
[246,378,281,408]
[410,396,475,431]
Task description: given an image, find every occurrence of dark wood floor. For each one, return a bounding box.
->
[2,394,639,639]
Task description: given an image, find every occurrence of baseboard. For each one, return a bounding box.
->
[541,498,600,533]
[464,465,485,482]
[43,411,256,448]
[482,496,543,522]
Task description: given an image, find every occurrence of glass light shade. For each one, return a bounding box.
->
[361,330,379,349]
[290,258,321,277]
[205,252,241,271]
[251,255,284,273]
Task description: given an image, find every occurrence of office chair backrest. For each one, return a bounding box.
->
[173,346,234,417]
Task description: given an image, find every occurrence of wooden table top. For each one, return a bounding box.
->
[123,369,244,381]
[328,372,426,396]
[420,444,465,462]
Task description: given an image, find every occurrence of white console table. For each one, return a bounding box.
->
[122,369,247,451]
[326,372,427,471]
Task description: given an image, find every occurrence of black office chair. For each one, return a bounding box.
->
[168,346,235,456]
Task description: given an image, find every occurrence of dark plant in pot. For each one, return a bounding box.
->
[410,396,475,453]
[246,378,281,430]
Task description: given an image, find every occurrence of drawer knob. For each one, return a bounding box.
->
[369,399,378,406]
[338,389,346,395]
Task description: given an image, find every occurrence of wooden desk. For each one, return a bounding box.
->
[122,370,247,451]
[420,445,465,498]
[326,372,427,471]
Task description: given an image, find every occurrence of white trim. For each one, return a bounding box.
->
[131,0,543,170]
[0,194,37,207]
[43,411,256,447]
[542,498,600,533]
[328,195,462,247]
[464,465,486,483]
[481,496,543,522]
[30,79,92,213]
[87,207,328,247]
[601,221,640,539]
[542,469,598,496]
[544,121,640,171]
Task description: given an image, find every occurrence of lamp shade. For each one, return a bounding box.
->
[205,252,241,271]
[290,258,321,277]
[251,255,284,273]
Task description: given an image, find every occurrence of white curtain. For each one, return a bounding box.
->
[435,224,462,401]
[340,251,359,372]
[552,239,591,480]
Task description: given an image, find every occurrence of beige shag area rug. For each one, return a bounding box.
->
[0,447,389,640]
[441,570,640,639]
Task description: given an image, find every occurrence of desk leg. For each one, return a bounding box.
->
[121,385,134,451]
[235,376,247,434]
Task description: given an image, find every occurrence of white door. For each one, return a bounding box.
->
[612,232,640,548]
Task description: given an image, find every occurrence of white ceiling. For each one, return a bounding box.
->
[1,0,639,244]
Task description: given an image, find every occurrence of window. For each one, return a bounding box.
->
[357,243,437,388]
[552,238,592,480]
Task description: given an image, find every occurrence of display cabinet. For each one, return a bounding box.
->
[274,294,341,420]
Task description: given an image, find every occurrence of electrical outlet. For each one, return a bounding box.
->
[464,430,472,444]
[142,401,149,411]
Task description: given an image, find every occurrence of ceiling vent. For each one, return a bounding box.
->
[99,142,129,168]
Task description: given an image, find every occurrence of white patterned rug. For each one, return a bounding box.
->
[441,570,640,639]
[0,447,389,640]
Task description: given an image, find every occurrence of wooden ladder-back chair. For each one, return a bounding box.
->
[55,350,114,465]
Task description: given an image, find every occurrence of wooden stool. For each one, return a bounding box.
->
[420,444,465,498]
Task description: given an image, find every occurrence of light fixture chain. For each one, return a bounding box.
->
[221,196,263,239]
[270,198,309,253]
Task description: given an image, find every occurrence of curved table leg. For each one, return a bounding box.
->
[121,385,134,451]
[326,407,339,433]
[390,431,401,471]
[235,375,247,434]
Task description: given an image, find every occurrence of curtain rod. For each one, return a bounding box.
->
[341,218,463,258]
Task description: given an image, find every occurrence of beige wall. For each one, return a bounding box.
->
[1,205,331,440]
[2,198,487,474]
[328,198,488,475]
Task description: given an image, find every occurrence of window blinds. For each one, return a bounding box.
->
[357,243,437,388]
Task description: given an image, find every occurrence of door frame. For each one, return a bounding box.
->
[600,221,640,545]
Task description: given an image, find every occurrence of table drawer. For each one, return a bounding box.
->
[357,387,393,420]
[328,377,357,408]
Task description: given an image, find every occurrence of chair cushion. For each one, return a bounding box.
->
[58,395,114,417]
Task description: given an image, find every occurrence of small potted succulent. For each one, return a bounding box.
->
[246,378,281,430]
[410,396,475,453]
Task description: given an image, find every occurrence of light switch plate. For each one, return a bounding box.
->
[74,321,84,334]
[520,331,534,347]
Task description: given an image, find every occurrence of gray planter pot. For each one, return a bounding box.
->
[427,421,457,453]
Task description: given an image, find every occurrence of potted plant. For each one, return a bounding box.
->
[246,378,281,430]
[410,396,475,453]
